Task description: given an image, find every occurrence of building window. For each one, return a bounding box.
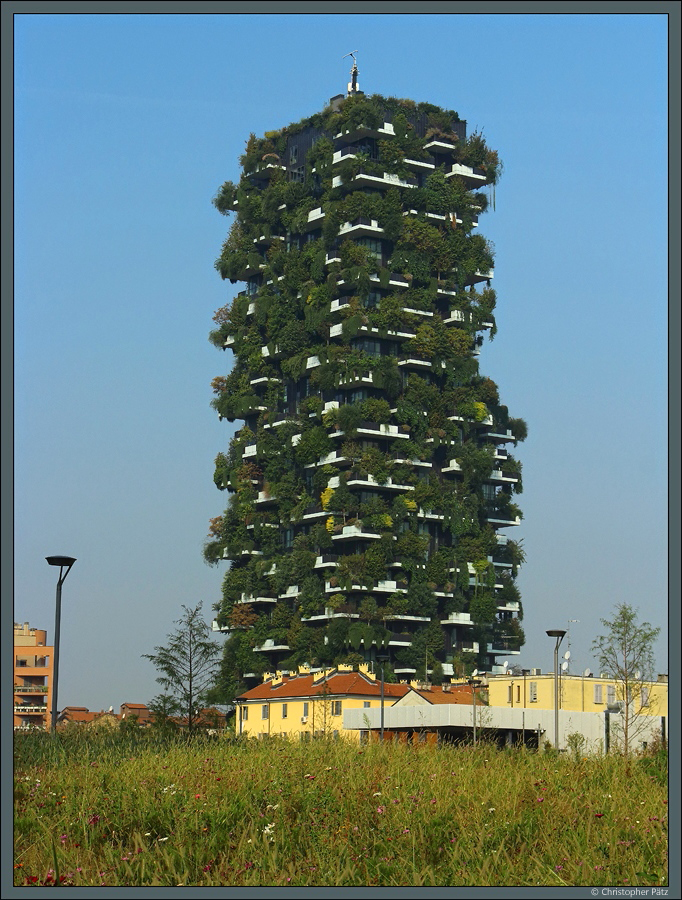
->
[281,704,288,719]
[607,685,616,706]
[290,145,298,164]
[331,700,342,716]
[516,685,521,704]
[241,706,249,721]
[357,237,383,260]
[303,702,309,717]
[507,685,513,704]
[261,705,269,720]
[641,687,649,708]
[594,684,603,704]
[529,682,538,702]
[363,701,371,708]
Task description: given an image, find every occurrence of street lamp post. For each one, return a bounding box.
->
[46,556,76,733]
[467,672,481,745]
[546,629,567,751]
[376,651,390,742]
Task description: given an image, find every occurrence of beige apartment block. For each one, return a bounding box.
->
[14,622,53,731]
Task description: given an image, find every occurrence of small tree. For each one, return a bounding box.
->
[592,603,661,756]
[147,693,181,733]
[143,604,221,732]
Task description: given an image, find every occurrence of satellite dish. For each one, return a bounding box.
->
[564,650,571,660]
[583,668,592,677]
[472,669,478,677]
[503,660,509,670]
[635,670,642,680]
[561,661,569,671]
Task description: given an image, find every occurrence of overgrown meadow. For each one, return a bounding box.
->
[14,729,667,887]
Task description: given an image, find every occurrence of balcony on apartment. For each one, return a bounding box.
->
[324,579,408,595]
[252,233,286,248]
[346,473,415,493]
[397,356,433,372]
[338,218,385,240]
[301,608,361,623]
[14,655,51,671]
[423,137,458,155]
[301,504,328,522]
[237,593,277,607]
[481,425,516,443]
[487,642,521,657]
[329,322,416,342]
[300,206,326,231]
[356,421,410,440]
[314,554,340,569]
[14,684,48,695]
[441,459,463,475]
[332,171,418,191]
[445,163,489,188]
[331,523,383,541]
[14,703,48,714]
[489,469,519,486]
[253,640,291,653]
[305,450,351,469]
[441,611,474,627]
[333,121,396,143]
[485,509,522,528]
[246,160,287,180]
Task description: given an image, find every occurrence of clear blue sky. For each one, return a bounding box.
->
[13,11,669,711]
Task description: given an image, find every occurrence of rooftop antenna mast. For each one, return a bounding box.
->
[343,51,360,96]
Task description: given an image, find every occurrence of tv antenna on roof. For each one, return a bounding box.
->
[343,51,360,95]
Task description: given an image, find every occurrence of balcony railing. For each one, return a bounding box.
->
[14,685,48,693]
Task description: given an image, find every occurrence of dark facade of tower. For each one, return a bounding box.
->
[206,91,526,690]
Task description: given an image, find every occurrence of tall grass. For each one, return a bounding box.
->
[14,730,667,887]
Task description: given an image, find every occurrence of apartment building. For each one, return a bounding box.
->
[14,622,53,731]
[235,664,411,740]
[207,71,526,686]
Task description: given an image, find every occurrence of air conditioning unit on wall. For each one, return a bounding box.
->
[301,716,308,723]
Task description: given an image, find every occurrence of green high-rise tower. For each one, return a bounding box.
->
[206,75,526,695]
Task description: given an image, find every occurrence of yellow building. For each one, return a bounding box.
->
[14,622,53,731]
[486,672,668,717]
[235,664,411,740]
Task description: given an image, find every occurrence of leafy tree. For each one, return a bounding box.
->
[142,604,221,732]
[146,693,181,733]
[592,603,662,756]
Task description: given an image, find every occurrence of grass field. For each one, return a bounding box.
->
[13,729,668,887]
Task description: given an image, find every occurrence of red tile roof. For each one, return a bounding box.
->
[238,672,411,702]
[412,685,475,705]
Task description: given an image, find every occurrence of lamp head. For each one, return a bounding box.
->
[546,629,567,639]
[46,556,77,567]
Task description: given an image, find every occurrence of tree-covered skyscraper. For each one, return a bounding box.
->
[206,79,526,695]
